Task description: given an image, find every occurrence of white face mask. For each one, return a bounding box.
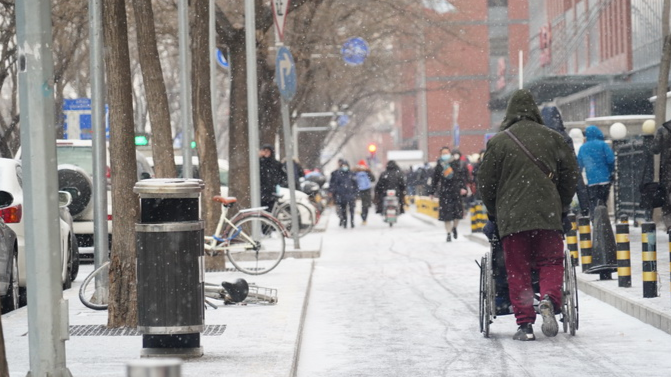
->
[440,154,452,162]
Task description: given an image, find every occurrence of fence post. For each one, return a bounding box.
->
[578,216,592,272]
[566,214,579,267]
[641,222,658,298]
[616,216,631,288]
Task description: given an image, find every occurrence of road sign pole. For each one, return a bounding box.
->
[179,0,193,178]
[16,0,72,375]
[246,0,261,210]
[281,98,300,249]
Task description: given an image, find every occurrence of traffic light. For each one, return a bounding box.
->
[135,134,149,146]
[367,143,377,161]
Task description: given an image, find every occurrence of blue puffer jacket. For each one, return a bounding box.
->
[577,125,615,185]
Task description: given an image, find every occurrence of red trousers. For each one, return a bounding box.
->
[502,229,564,325]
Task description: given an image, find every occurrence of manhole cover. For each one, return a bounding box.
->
[69,325,226,336]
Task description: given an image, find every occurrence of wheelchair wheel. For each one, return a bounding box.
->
[561,250,579,335]
[479,251,495,337]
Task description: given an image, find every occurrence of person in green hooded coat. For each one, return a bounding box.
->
[477,89,579,341]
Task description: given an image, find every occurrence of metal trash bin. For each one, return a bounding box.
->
[134,179,205,358]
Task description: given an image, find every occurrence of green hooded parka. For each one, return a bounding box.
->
[477,89,579,238]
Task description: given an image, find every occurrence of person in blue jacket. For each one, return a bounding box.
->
[577,125,615,217]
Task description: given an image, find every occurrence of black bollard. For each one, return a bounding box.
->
[641,222,658,298]
[586,204,617,279]
[615,217,631,288]
[578,216,592,272]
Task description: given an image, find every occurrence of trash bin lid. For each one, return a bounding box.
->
[133,178,204,198]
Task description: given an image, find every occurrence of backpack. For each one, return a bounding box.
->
[355,171,372,190]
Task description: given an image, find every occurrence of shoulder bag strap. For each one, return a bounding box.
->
[503,129,556,183]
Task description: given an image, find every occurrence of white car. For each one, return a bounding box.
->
[146,155,317,229]
[16,139,154,258]
[0,158,79,305]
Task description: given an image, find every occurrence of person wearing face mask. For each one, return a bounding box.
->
[259,144,287,212]
[329,160,358,228]
[429,146,468,242]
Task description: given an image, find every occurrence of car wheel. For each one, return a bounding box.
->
[2,250,20,313]
[58,166,93,218]
[69,233,80,283]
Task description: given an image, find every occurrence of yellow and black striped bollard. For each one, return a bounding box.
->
[470,206,479,233]
[476,204,487,232]
[578,216,592,272]
[615,217,631,288]
[566,214,579,267]
[641,222,658,298]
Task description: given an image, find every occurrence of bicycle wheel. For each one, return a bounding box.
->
[225,214,286,275]
[275,202,315,238]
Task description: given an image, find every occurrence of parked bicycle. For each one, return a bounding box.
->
[205,196,288,275]
[270,193,316,238]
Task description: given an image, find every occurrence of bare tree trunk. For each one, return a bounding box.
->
[191,0,222,237]
[131,0,177,178]
[104,0,139,328]
[228,34,252,211]
[656,0,671,128]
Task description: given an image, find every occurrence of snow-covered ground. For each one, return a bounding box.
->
[298,210,671,376]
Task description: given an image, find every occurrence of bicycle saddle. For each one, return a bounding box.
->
[222,278,249,303]
[213,196,237,206]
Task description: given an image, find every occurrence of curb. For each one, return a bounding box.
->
[290,258,315,377]
[576,277,671,336]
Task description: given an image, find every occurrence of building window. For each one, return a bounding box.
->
[488,0,507,6]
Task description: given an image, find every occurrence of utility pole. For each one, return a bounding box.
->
[179,0,193,177]
[89,0,109,305]
[16,0,72,375]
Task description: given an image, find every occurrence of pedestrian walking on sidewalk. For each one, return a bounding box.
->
[541,106,590,217]
[577,125,615,217]
[259,144,287,211]
[354,160,375,225]
[429,146,468,242]
[477,89,579,341]
[329,161,358,228]
[651,120,671,231]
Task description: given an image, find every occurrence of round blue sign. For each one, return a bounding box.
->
[216,49,229,69]
[337,114,350,127]
[341,37,369,66]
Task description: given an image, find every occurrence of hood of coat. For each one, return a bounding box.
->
[540,106,566,133]
[500,89,544,131]
[585,125,604,141]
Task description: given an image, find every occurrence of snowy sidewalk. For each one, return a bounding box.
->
[4,231,321,376]
[413,209,671,336]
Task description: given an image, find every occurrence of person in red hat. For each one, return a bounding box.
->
[353,160,376,225]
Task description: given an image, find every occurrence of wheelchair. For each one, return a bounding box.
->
[478,236,579,338]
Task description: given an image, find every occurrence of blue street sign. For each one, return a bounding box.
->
[216,49,229,69]
[337,114,349,127]
[341,37,369,66]
[453,124,460,147]
[275,46,297,100]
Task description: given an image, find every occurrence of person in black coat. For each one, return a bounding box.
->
[259,144,287,211]
[374,160,407,215]
[541,106,590,216]
[430,146,468,242]
[329,161,358,228]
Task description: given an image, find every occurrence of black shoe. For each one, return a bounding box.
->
[452,227,458,239]
[539,294,558,337]
[513,323,535,341]
[350,221,355,228]
[340,219,346,228]
[446,233,452,242]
